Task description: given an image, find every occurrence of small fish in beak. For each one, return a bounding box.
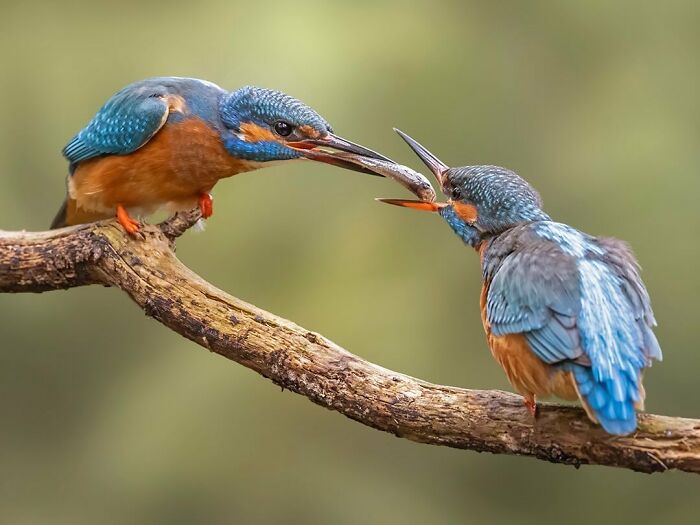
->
[374,128,446,207]
[324,153,437,202]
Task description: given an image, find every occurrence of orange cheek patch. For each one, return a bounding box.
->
[298,125,322,139]
[239,122,279,143]
[452,201,478,223]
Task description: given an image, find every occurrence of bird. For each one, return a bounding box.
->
[379,129,662,435]
[51,76,391,233]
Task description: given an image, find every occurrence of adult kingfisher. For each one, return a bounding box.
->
[51,77,391,233]
[379,129,662,435]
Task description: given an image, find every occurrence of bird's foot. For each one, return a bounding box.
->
[116,204,141,235]
[198,193,213,219]
[524,396,538,418]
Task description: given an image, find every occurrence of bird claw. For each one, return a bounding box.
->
[116,205,142,236]
[198,193,213,219]
[524,397,538,418]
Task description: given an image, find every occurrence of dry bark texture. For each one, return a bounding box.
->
[1,211,698,475]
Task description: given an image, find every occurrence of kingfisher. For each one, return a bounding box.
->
[51,77,391,233]
[380,129,662,435]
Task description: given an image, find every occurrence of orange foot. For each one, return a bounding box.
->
[524,395,538,418]
[116,204,141,235]
[198,193,213,219]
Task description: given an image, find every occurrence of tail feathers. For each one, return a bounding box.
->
[50,199,69,229]
[50,198,111,229]
[571,364,642,435]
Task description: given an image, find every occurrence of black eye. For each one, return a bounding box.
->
[451,187,462,200]
[273,121,293,137]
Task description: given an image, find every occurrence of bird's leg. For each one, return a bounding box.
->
[198,193,213,219]
[523,394,538,418]
[116,204,141,235]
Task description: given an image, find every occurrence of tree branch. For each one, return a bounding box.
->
[1,218,698,475]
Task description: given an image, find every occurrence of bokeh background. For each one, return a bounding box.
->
[1,1,699,523]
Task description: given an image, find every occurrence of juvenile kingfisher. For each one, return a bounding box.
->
[380,130,662,435]
[51,77,391,233]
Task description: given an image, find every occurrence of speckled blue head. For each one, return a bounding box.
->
[218,86,329,162]
[221,86,332,134]
[441,165,549,238]
[387,130,550,248]
[218,86,389,172]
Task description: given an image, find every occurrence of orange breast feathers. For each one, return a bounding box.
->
[479,283,578,402]
[68,118,261,215]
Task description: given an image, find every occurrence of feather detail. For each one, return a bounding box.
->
[479,220,660,435]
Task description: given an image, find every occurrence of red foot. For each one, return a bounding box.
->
[198,193,213,219]
[524,396,538,417]
[116,204,141,235]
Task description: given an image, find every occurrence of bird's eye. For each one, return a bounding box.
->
[451,187,463,200]
[273,121,294,137]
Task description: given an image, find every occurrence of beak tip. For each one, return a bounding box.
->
[392,129,448,183]
[393,128,409,141]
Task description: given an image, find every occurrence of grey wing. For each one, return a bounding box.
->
[486,241,585,364]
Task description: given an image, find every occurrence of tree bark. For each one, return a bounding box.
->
[1,212,698,475]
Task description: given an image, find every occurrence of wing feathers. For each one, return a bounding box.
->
[63,83,172,165]
[483,222,660,435]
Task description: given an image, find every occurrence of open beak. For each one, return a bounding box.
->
[394,128,449,188]
[376,198,447,212]
[288,133,393,176]
[375,130,451,211]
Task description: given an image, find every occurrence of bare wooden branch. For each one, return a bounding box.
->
[1,219,698,474]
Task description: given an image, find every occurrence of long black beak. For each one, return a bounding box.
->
[394,128,449,188]
[289,133,393,176]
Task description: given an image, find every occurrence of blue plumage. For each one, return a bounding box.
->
[63,86,168,164]
[62,77,337,169]
[63,77,226,168]
[221,134,300,162]
[480,220,657,434]
[469,218,659,435]
[54,76,390,231]
[439,206,481,246]
[220,86,332,133]
[385,131,662,435]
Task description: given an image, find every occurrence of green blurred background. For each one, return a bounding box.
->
[1,0,699,523]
